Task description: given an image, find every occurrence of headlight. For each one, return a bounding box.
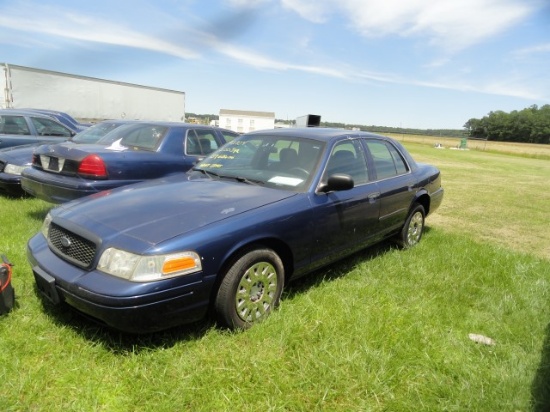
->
[41,213,52,239]
[97,248,202,282]
[4,163,29,175]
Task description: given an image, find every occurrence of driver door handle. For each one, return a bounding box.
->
[367,192,380,202]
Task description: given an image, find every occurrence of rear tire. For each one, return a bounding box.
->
[396,203,425,248]
[215,248,284,330]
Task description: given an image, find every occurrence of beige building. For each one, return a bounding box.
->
[219,109,275,133]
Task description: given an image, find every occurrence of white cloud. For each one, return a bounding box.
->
[0,0,546,103]
[0,7,201,59]
[204,33,347,77]
[482,81,543,100]
[282,0,537,51]
[226,0,270,8]
[513,43,550,57]
[280,0,331,23]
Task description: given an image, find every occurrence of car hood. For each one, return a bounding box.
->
[53,176,297,246]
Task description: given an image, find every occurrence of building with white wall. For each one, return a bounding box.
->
[219,109,275,133]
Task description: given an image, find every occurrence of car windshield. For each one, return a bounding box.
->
[71,122,126,144]
[193,133,325,192]
[96,123,168,151]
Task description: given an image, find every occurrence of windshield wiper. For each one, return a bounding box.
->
[235,176,265,185]
[194,169,264,185]
[194,168,220,179]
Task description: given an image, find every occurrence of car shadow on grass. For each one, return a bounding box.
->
[33,286,216,354]
[531,321,550,411]
[0,190,30,200]
[283,227,435,300]
[283,238,398,300]
[27,204,52,223]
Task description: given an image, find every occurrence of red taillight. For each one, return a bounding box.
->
[32,154,40,166]
[78,154,107,178]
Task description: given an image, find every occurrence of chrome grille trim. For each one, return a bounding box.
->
[48,223,97,268]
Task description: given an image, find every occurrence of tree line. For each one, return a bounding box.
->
[464,104,550,144]
[318,122,466,138]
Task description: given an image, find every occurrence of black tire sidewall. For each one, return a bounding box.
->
[399,203,425,248]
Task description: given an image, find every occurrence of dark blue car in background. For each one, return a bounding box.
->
[0,109,77,149]
[18,109,90,132]
[21,122,239,203]
[27,127,443,333]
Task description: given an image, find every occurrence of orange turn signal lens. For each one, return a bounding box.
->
[162,256,198,274]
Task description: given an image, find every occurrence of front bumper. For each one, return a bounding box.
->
[0,172,25,196]
[27,234,215,333]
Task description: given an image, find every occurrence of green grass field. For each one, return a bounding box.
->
[1,142,549,411]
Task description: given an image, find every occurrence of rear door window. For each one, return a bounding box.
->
[186,129,219,155]
[0,115,30,135]
[30,117,73,137]
[365,140,409,180]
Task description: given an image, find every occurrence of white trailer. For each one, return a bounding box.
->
[1,63,185,122]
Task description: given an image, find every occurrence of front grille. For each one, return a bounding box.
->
[49,223,97,268]
[0,160,5,172]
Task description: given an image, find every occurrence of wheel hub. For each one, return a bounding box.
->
[407,212,423,244]
[235,262,278,323]
[249,281,265,302]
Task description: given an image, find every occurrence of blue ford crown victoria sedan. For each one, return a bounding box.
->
[27,128,444,333]
[21,122,238,203]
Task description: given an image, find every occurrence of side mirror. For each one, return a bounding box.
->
[319,173,354,193]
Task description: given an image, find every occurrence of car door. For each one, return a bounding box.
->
[309,139,381,267]
[364,139,416,235]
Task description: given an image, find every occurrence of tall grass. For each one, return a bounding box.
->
[407,143,550,259]
[1,144,549,411]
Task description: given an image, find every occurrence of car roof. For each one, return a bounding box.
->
[244,127,388,142]
[19,108,78,120]
[0,113,234,133]
[90,119,142,125]
[99,121,236,135]
[0,109,61,119]
[128,121,232,129]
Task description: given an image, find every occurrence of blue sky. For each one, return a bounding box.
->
[0,0,549,129]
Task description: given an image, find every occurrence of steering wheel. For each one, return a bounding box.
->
[289,167,310,178]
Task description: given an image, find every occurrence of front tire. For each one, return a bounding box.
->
[396,203,425,248]
[215,248,284,330]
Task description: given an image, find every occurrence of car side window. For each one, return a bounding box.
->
[30,117,72,137]
[388,144,408,175]
[120,125,167,150]
[186,129,218,155]
[0,115,30,135]
[365,140,409,180]
[323,140,368,185]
